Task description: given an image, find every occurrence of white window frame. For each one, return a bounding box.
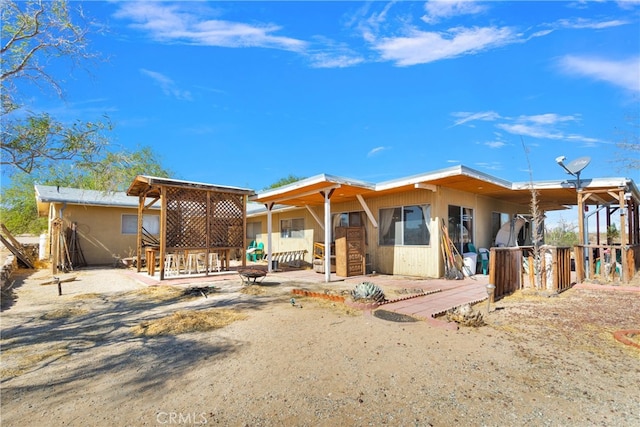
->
[280,218,304,239]
[379,205,431,246]
[246,221,261,240]
[122,214,160,235]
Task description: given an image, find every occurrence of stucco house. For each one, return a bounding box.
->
[35,185,161,266]
[247,165,640,282]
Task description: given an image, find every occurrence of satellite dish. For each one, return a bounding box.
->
[565,156,591,175]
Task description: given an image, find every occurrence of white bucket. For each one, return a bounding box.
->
[462,253,477,276]
[39,233,47,260]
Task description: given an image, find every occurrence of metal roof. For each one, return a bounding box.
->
[249,166,640,212]
[35,185,156,216]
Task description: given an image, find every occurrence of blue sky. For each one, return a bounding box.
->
[22,1,640,193]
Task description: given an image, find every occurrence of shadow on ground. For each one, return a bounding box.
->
[1,273,287,397]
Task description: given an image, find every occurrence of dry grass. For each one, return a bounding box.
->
[41,307,88,320]
[125,285,186,302]
[131,309,247,337]
[498,289,564,303]
[73,293,102,300]
[240,285,267,296]
[0,344,70,379]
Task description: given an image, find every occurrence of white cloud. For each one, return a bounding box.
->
[367,146,388,157]
[497,123,565,140]
[484,141,506,149]
[309,52,365,68]
[454,110,604,145]
[306,39,365,68]
[555,18,630,30]
[521,113,578,125]
[140,69,192,101]
[474,161,502,170]
[421,1,487,24]
[558,55,640,93]
[115,2,307,52]
[616,0,640,11]
[374,26,515,66]
[497,115,603,145]
[451,111,502,127]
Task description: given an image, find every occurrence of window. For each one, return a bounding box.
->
[333,211,363,228]
[491,212,510,243]
[246,221,261,240]
[332,211,365,239]
[280,218,304,238]
[379,205,431,246]
[122,214,160,235]
[448,205,474,253]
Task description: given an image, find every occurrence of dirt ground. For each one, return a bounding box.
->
[1,266,639,426]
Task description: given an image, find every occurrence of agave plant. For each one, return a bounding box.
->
[350,282,385,303]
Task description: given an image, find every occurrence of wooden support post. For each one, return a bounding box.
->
[136,195,144,273]
[159,186,167,280]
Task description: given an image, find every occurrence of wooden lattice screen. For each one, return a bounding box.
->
[209,192,245,248]
[166,187,208,249]
[165,187,245,250]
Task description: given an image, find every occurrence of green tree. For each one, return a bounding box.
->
[1,0,110,175]
[0,172,47,233]
[265,174,306,190]
[0,146,172,234]
[545,219,579,247]
[77,146,172,192]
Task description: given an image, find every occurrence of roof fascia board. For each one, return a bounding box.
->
[136,175,254,194]
[376,165,512,191]
[512,177,638,192]
[246,204,297,218]
[251,174,375,201]
[251,174,333,200]
[260,184,342,205]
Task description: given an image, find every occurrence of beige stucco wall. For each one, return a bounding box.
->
[48,203,158,265]
[249,186,529,278]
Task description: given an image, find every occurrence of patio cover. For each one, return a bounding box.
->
[250,166,640,281]
[127,175,255,279]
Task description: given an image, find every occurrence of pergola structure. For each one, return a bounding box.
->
[127,175,255,280]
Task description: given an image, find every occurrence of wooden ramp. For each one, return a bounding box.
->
[0,224,34,268]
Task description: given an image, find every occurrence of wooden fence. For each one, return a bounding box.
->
[489,246,573,299]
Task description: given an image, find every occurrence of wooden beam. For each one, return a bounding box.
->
[415,183,437,192]
[144,196,159,210]
[356,194,378,228]
[305,205,324,230]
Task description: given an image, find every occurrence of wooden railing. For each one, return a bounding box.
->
[489,246,574,299]
[313,242,334,259]
[574,244,639,284]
